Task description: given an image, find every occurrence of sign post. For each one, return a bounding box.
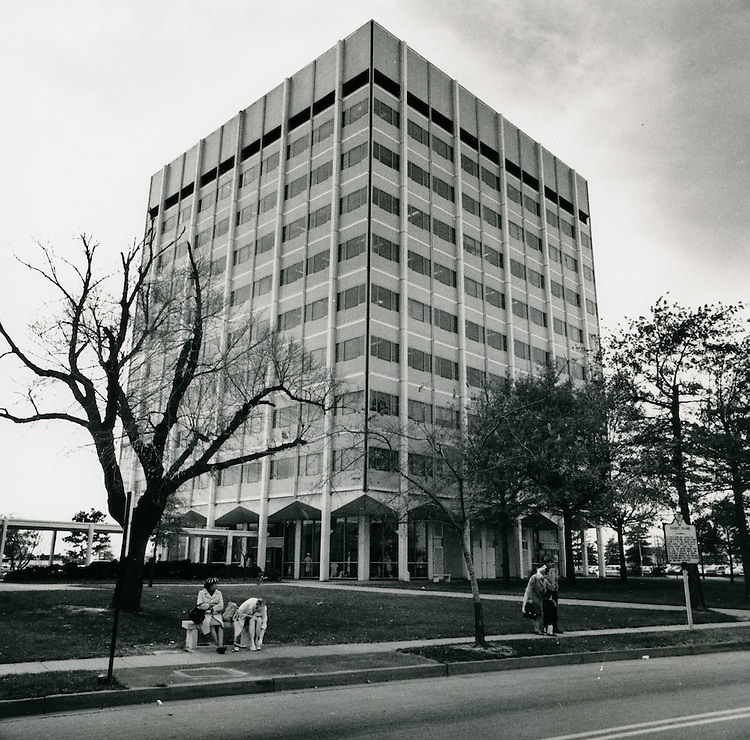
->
[663,513,699,630]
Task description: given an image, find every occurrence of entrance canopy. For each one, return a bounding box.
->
[268,501,321,522]
[177,509,207,527]
[522,512,559,530]
[408,502,452,523]
[214,506,259,527]
[332,494,396,519]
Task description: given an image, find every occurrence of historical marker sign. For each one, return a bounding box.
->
[663,513,699,565]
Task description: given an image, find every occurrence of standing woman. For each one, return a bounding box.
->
[197,576,226,653]
[522,564,548,635]
[543,562,561,635]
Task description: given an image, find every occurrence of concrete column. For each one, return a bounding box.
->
[294,520,302,579]
[596,525,606,577]
[581,528,589,575]
[358,516,368,581]
[319,510,331,583]
[516,518,525,579]
[48,530,57,566]
[225,534,233,565]
[0,519,7,569]
[398,516,409,581]
[85,523,95,566]
[202,537,210,564]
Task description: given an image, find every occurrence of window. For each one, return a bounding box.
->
[212,218,228,238]
[462,193,481,217]
[514,339,531,360]
[161,214,176,233]
[408,399,432,424]
[368,446,398,472]
[407,250,430,276]
[465,320,485,343]
[407,347,432,373]
[308,203,332,230]
[373,141,400,171]
[432,218,456,245]
[507,183,522,205]
[512,299,528,319]
[179,204,192,224]
[566,289,581,307]
[407,119,429,147]
[211,256,226,275]
[481,166,500,191]
[285,174,307,200]
[371,284,399,311]
[370,390,399,416]
[233,244,251,266]
[242,462,261,483]
[486,330,507,351]
[342,99,368,127]
[407,205,430,232]
[337,284,366,311]
[484,246,503,268]
[581,232,592,249]
[434,308,458,333]
[370,336,400,363]
[483,206,502,229]
[278,307,301,330]
[571,325,585,342]
[335,336,365,362]
[528,268,545,289]
[306,250,329,275]
[287,133,310,160]
[561,220,576,238]
[525,230,542,251]
[409,453,432,478]
[312,118,334,145]
[485,287,505,309]
[374,98,400,127]
[546,208,559,228]
[461,154,479,177]
[553,318,567,336]
[510,259,526,280]
[219,467,240,487]
[340,187,368,215]
[550,280,564,299]
[464,276,482,299]
[335,391,364,415]
[434,355,459,380]
[463,234,481,257]
[583,264,594,282]
[261,151,279,174]
[372,233,399,262]
[304,453,322,476]
[198,191,215,212]
[372,187,400,215]
[338,234,366,261]
[256,232,274,254]
[586,298,598,316]
[218,180,232,200]
[529,306,547,328]
[230,284,251,306]
[236,204,254,226]
[279,261,304,286]
[508,221,523,240]
[253,275,272,296]
[282,216,306,242]
[432,175,454,202]
[259,192,277,214]
[467,366,486,388]
[523,194,540,216]
[310,159,333,187]
[408,161,430,188]
[564,254,578,272]
[435,407,459,428]
[270,456,296,480]
[431,135,453,161]
[304,297,328,322]
[241,164,259,188]
[341,141,367,170]
[532,346,549,366]
[408,298,431,323]
[195,227,212,248]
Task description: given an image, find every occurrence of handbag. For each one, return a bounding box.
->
[189,605,206,625]
[522,603,537,619]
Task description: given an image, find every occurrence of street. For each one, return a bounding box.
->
[3,651,750,739]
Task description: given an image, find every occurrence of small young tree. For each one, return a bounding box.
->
[2,525,41,571]
[62,509,113,562]
[0,233,335,610]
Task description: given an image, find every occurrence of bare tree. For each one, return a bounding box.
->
[0,232,334,610]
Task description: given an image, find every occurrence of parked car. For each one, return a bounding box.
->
[666,564,682,575]
[605,565,621,576]
[640,565,653,575]
[588,565,600,575]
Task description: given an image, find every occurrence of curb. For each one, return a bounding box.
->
[1,641,748,719]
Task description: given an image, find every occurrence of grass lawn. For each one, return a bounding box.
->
[2,579,741,665]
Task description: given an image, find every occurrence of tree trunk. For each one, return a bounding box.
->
[616,523,628,583]
[670,384,705,609]
[460,521,487,647]
[112,516,152,611]
[562,510,576,584]
[731,471,750,599]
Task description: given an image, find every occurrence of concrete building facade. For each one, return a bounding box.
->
[138,21,600,582]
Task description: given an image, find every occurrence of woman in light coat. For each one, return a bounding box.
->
[522,565,548,635]
[197,576,226,653]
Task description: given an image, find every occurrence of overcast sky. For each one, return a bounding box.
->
[1,0,748,524]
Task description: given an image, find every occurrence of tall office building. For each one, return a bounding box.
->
[141,20,599,581]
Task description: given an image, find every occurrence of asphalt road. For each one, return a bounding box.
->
[3,652,750,739]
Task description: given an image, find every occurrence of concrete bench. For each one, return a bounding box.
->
[181,619,233,651]
[432,574,451,583]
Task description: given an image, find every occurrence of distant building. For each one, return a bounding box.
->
[136,20,600,581]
